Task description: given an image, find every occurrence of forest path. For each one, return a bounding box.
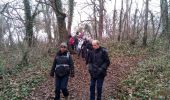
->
[26,54,144,100]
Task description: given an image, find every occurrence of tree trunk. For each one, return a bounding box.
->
[124,0,132,40]
[51,0,68,43]
[93,0,97,39]
[112,0,117,40]
[6,19,14,46]
[67,0,74,35]
[0,16,5,49]
[42,0,52,44]
[143,0,149,46]
[118,0,123,41]
[130,8,138,45]
[22,0,40,65]
[168,0,170,44]
[23,0,34,47]
[160,0,168,36]
[5,8,14,47]
[149,11,155,36]
[98,0,104,39]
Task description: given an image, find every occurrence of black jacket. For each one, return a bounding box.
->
[50,50,74,77]
[87,47,110,78]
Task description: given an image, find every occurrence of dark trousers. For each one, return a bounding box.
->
[90,77,104,100]
[77,48,81,57]
[54,75,69,100]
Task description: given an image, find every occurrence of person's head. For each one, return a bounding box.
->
[92,40,100,49]
[60,42,67,52]
[76,32,79,35]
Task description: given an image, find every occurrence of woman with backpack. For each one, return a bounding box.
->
[50,42,74,100]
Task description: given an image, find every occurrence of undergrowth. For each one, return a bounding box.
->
[117,38,170,99]
[0,46,52,100]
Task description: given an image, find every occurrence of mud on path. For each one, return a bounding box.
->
[26,54,144,100]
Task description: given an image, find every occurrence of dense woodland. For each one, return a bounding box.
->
[0,0,170,99]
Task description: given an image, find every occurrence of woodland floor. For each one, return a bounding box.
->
[26,53,144,100]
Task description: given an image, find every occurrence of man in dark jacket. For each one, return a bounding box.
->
[87,40,110,100]
[50,42,74,100]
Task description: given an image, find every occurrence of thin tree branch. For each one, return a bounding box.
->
[0,3,9,14]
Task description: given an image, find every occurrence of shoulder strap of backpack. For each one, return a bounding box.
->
[101,47,108,53]
[67,52,70,59]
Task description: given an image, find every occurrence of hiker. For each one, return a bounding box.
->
[85,38,93,64]
[74,32,79,52]
[81,38,92,62]
[87,40,110,100]
[77,38,84,58]
[50,42,74,100]
[69,35,75,51]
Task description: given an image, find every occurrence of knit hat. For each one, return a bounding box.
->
[60,42,67,47]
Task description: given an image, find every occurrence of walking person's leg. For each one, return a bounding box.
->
[55,77,61,100]
[60,75,69,99]
[77,48,81,58]
[90,78,96,100]
[96,78,104,100]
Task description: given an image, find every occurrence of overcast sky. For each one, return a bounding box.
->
[0,0,160,34]
[72,0,160,32]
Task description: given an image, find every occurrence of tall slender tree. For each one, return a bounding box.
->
[130,8,138,45]
[98,0,104,39]
[92,0,97,39]
[143,0,149,46]
[67,0,74,35]
[0,16,6,48]
[160,0,168,36]
[112,0,117,40]
[118,0,123,41]
[168,0,170,43]
[23,0,40,47]
[50,0,68,43]
[41,0,52,44]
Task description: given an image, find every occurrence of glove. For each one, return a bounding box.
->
[50,72,54,77]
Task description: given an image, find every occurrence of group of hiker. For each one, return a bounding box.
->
[50,32,110,100]
[68,32,93,61]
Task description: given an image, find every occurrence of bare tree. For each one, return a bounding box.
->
[23,0,40,47]
[50,0,68,43]
[0,3,9,14]
[67,0,74,35]
[91,0,98,39]
[6,18,14,46]
[142,0,149,46]
[160,0,168,36]
[168,0,170,43]
[112,0,117,40]
[0,15,6,48]
[41,0,52,44]
[98,0,105,39]
[130,8,138,45]
[123,0,132,40]
[118,0,123,41]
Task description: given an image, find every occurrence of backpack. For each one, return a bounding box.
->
[69,37,74,45]
[55,52,70,77]
[74,36,78,45]
[101,47,108,54]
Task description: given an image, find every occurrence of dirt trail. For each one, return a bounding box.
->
[26,54,143,100]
